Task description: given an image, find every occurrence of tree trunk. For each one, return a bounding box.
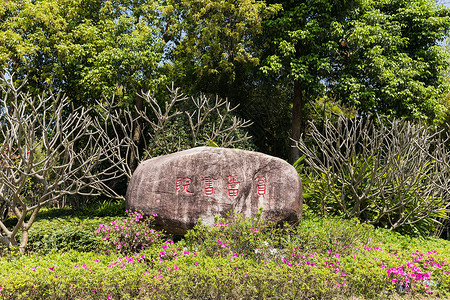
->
[19,229,29,254]
[130,94,144,173]
[290,79,303,164]
[129,3,144,174]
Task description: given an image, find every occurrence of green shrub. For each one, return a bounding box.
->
[73,200,126,218]
[184,210,296,263]
[1,212,450,298]
[24,217,120,254]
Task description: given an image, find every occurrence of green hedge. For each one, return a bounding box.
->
[1,212,449,298]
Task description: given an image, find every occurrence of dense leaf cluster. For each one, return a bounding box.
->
[1,0,450,160]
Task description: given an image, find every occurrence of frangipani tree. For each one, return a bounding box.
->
[295,116,450,235]
[0,74,123,253]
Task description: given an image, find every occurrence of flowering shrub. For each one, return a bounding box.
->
[0,212,449,299]
[184,211,291,262]
[381,250,447,295]
[96,210,162,254]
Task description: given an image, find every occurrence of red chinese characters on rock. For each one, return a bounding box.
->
[202,176,216,196]
[175,177,194,195]
[255,176,266,197]
[227,175,240,197]
[174,175,266,197]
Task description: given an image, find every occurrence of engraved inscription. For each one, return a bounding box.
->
[227,175,240,197]
[202,176,216,196]
[176,177,194,195]
[255,176,266,197]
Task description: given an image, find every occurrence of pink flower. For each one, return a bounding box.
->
[153,213,158,217]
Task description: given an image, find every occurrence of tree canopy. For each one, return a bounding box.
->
[262,0,450,161]
[333,0,450,122]
[1,0,450,161]
[0,0,167,104]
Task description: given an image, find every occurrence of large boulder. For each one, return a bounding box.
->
[126,147,302,234]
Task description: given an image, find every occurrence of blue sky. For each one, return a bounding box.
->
[437,0,450,6]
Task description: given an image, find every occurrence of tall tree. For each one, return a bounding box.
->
[0,0,166,101]
[166,0,281,99]
[0,0,168,172]
[262,0,450,163]
[333,0,450,123]
[262,0,359,163]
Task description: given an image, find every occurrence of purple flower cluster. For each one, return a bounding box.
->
[380,250,448,295]
[276,245,450,295]
[96,210,160,253]
[108,254,147,269]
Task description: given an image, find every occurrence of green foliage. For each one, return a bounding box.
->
[0,211,450,298]
[185,210,290,262]
[0,213,450,298]
[145,98,256,157]
[168,0,281,96]
[0,0,167,103]
[0,206,126,254]
[333,0,450,123]
[23,217,115,254]
[291,217,371,256]
[308,1,449,122]
[261,0,450,161]
[73,200,126,218]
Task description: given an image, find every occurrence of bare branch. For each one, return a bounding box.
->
[295,116,450,234]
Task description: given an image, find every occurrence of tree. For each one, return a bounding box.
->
[0,0,166,100]
[333,0,450,123]
[262,0,450,163]
[0,74,121,253]
[0,71,253,253]
[166,0,281,99]
[295,116,450,235]
[0,0,169,172]
[98,86,254,180]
